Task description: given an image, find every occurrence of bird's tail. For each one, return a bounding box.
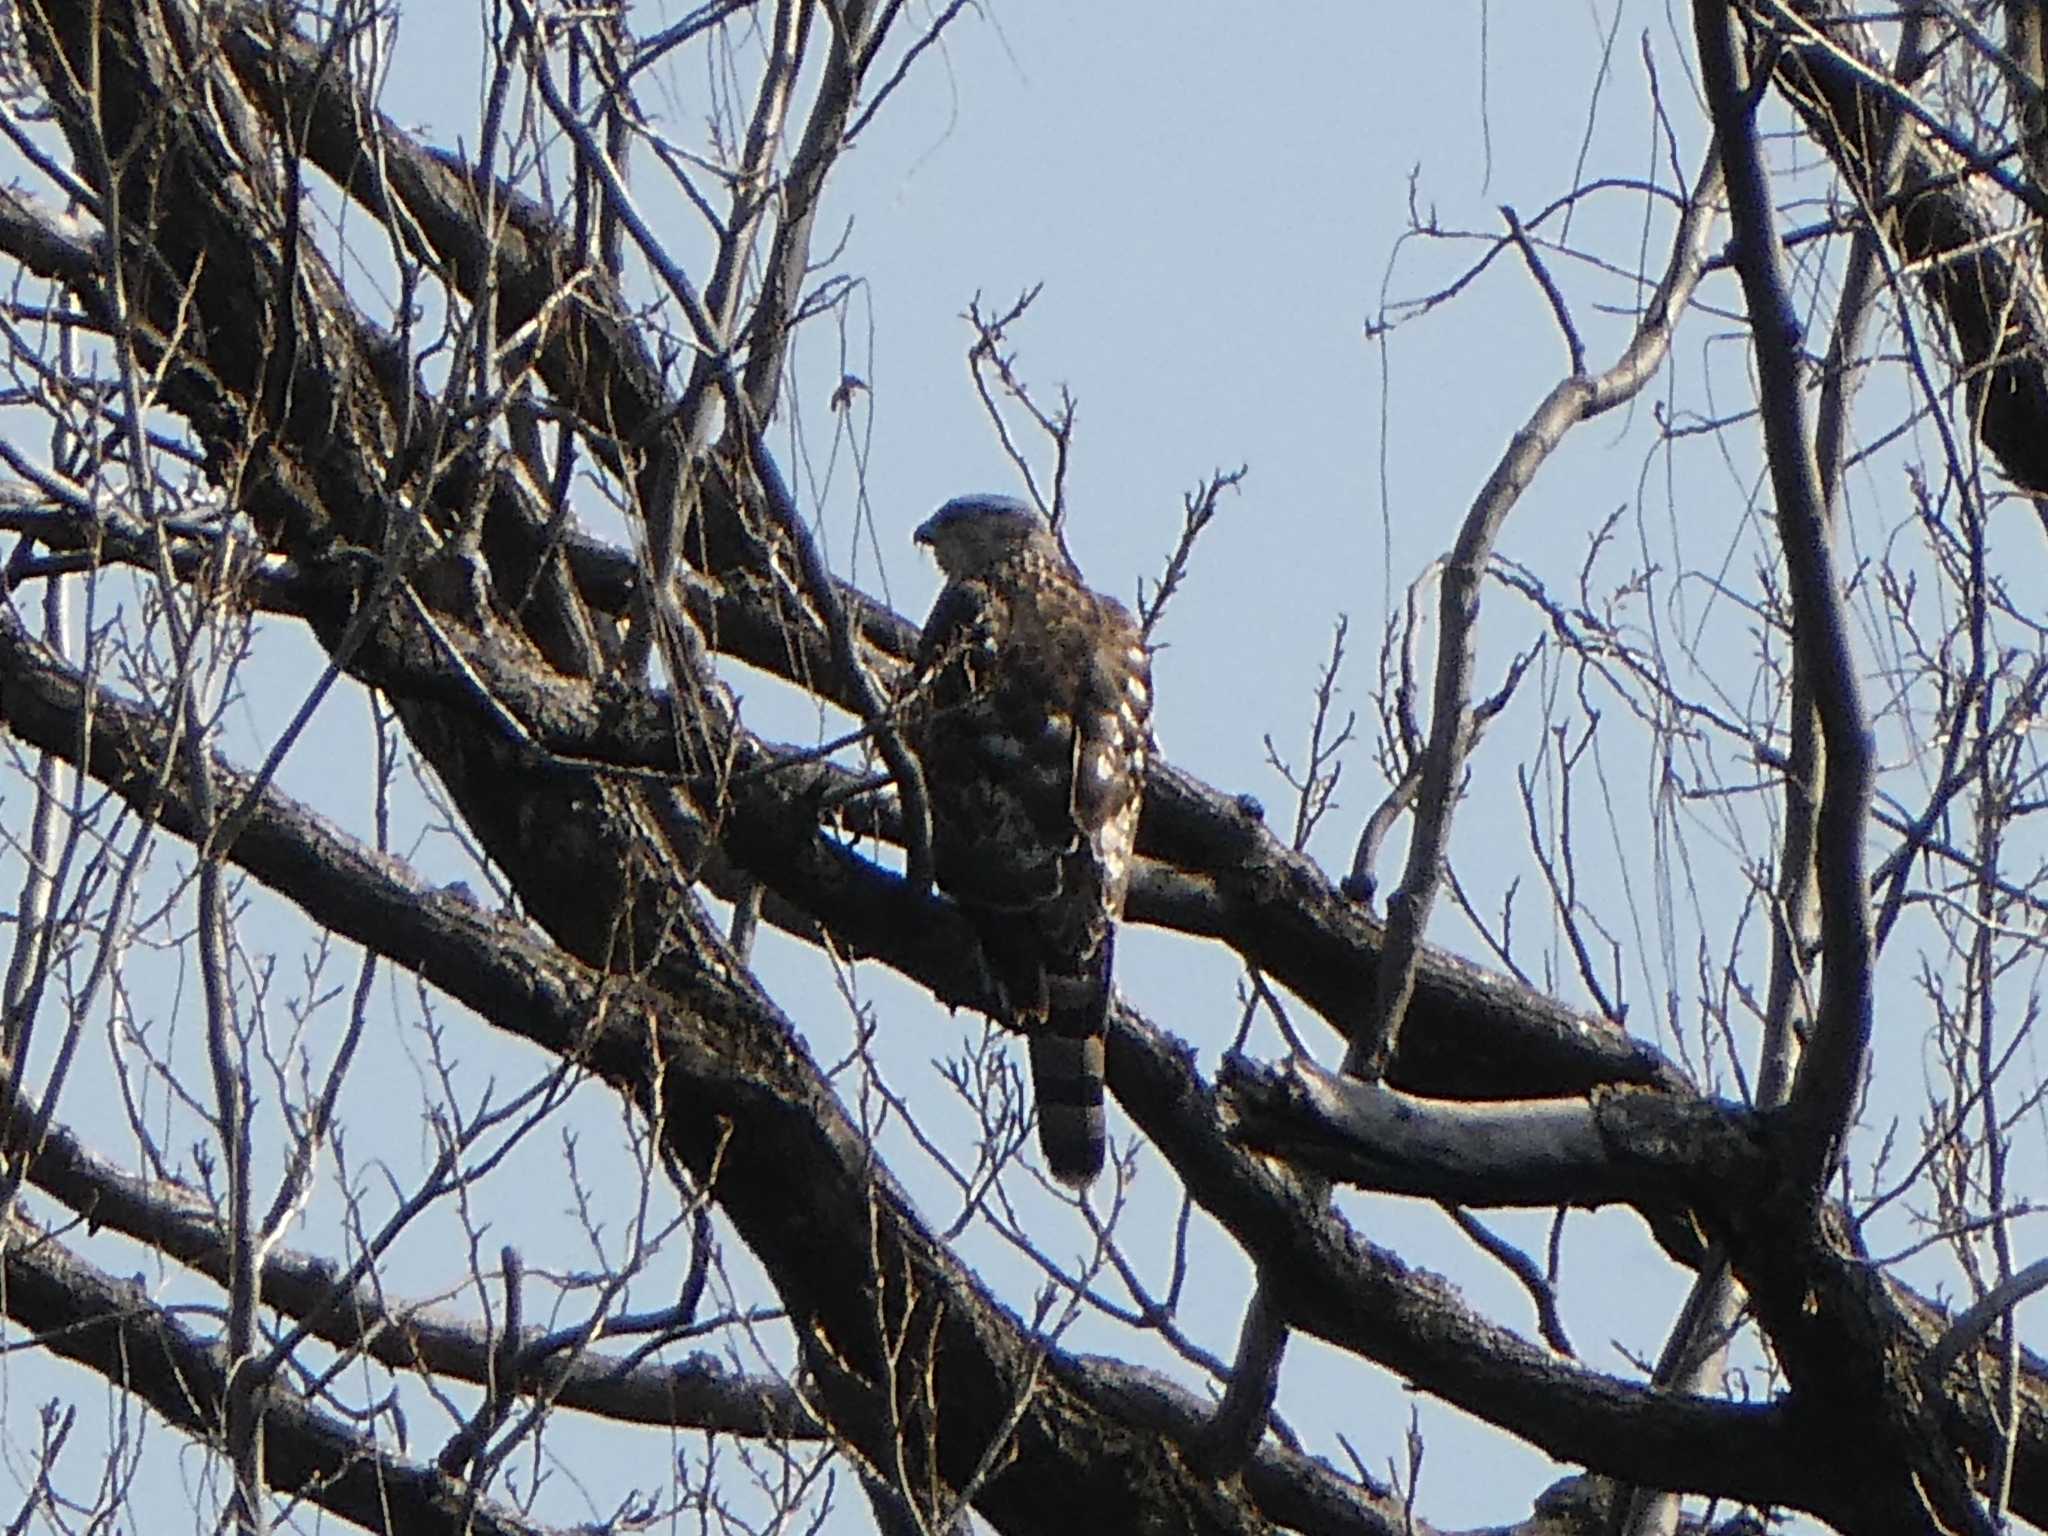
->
[1031,937,1111,1186]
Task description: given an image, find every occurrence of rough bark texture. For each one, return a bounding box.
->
[0,2,2043,1534]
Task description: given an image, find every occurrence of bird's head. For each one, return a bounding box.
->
[914,494,1058,578]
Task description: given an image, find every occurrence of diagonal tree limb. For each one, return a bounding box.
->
[9,1098,821,1437]
[1700,0,1880,1199]
[1768,0,2048,507]
[0,602,1861,1530]
[4,532,2048,1531]
[0,598,1275,1532]
[0,1213,549,1536]
[1204,144,1727,1479]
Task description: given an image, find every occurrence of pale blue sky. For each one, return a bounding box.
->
[322,6,1723,1524]
[1,4,2031,1533]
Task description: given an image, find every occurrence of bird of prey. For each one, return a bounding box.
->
[908,494,1152,1185]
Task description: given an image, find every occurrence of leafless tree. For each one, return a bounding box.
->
[0,3,2043,1534]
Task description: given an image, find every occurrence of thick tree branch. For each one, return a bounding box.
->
[1220,1054,1683,1210]
[1350,150,1724,1079]
[9,1102,817,1437]
[0,1215,546,1536]
[7,7,2043,1532]
[1768,1,2048,505]
[0,603,1274,1534]
[1697,0,1878,1200]
[0,610,1858,1526]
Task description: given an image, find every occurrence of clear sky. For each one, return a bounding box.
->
[585,4,1749,1525]
[2,4,2029,1533]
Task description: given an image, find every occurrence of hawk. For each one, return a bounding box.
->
[908,494,1152,1185]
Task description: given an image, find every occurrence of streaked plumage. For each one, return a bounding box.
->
[909,495,1152,1185]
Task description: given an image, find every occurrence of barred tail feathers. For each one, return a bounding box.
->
[1030,935,1112,1186]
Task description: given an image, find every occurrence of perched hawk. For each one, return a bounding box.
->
[908,495,1152,1185]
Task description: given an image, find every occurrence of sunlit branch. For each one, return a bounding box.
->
[1696,0,1877,1193]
